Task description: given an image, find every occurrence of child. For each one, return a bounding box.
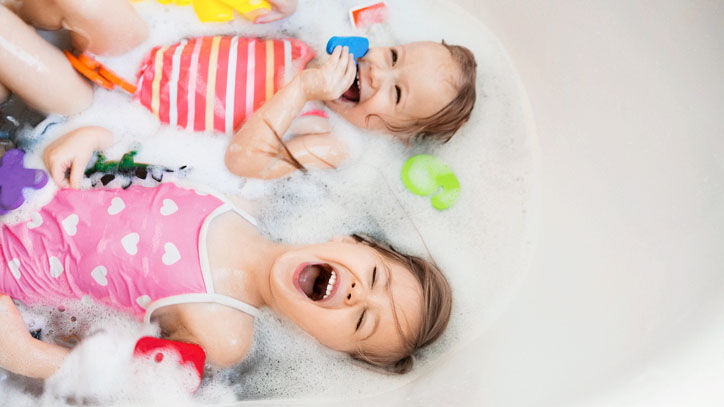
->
[0,0,148,115]
[66,33,475,180]
[0,126,452,378]
[224,40,478,179]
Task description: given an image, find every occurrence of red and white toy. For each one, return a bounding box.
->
[133,336,206,393]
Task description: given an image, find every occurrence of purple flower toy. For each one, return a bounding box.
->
[0,149,48,215]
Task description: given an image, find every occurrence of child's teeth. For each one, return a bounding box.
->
[323,271,336,299]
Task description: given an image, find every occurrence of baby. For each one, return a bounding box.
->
[225,40,478,178]
[0,126,452,379]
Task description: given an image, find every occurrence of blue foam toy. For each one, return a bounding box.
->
[326,36,369,62]
[0,149,48,215]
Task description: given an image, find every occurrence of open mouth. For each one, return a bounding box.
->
[297,263,337,301]
[340,66,361,104]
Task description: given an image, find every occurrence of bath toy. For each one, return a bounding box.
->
[349,1,388,30]
[67,36,314,135]
[401,154,460,210]
[134,0,271,22]
[84,150,183,187]
[133,336,206,392]
[326,36,370,61]
[0,149,48,215]
[64,51,137,94]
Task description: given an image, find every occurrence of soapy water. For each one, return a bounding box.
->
[0,0,538,403]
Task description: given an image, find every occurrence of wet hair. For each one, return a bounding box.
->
[349,234,453,374]
[368,41,477,143]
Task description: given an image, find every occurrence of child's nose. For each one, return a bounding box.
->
[368,64,391,90]
[344,281,366,305]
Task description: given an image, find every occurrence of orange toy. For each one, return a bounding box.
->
[64,51,137,94]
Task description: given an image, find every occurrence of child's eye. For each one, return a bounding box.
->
[395,86,401,104]
[356,309,366,331]
[371,266,377,287]
[391,48,398,66]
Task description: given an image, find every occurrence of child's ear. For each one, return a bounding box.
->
[331,235,357,244]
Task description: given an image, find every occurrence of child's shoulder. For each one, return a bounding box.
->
[173,301,255,368]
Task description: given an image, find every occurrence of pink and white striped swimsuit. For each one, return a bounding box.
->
[135,36,315,135]
[0,183,259,322]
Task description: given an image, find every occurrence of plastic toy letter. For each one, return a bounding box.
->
[401,154,460,210]
[326,36,370,61]
[0,149,48,215]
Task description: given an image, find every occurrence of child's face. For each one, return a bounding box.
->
[326,41,459,138]
[268,238,422,358]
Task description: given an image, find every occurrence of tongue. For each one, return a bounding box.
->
[298,265,321,298]
[342,83,360,102]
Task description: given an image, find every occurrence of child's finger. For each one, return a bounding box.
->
[330,45,342,59]
[334,47,350,76]
[344,54,356,76]
[342,55,356,86]
[69,158,86,189]
[339,46,350,68]
[50,161,70,188]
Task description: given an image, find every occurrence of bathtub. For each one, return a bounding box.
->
[3,1,722,405]
[243,1,724,406]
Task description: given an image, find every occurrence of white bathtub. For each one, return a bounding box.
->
[243,1,724,406]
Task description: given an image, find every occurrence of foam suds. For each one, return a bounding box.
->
[1,0,538,404]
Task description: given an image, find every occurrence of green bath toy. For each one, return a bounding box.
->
[401,154,460,210]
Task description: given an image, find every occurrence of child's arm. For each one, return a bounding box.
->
[43,126,114,188]
[225,46,356,179]
[0,294,69,379]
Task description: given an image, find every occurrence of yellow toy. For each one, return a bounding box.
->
[136,0,271,22]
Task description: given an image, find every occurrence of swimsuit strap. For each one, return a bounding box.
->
[144,293,260,324]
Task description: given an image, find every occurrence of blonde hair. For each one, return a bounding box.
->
[350,234,452,374]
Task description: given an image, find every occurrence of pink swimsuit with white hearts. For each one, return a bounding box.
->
[0,183,259,322]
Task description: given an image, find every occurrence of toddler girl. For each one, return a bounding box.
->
[0,126,452,379]
[224,40,477,178]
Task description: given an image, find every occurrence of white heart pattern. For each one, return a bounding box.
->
[62,214,79,236]
[160,199,178,216]
[121,233,140,255]
[162,242,181,265]
[136,295,152,309]
[27,212,43,229]
[91,266,108,286]
[107,197,125,215]
[49,256,64,278]
[8,258,20,279]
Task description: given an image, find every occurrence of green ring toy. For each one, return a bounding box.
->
[401,154,460,210]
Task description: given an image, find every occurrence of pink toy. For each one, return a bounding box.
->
[0,149,48,215]
[133,336,206,392]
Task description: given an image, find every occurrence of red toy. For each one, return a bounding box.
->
[133,336,206,392]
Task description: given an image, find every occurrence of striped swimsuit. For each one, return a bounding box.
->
[135,36,315,135]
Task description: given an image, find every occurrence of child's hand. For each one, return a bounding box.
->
[254,0,298,24]
[43,126,114,189]
[300,46,356,102]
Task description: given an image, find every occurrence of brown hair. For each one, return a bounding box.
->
[368,41,477,143]
[350,234,452,374]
